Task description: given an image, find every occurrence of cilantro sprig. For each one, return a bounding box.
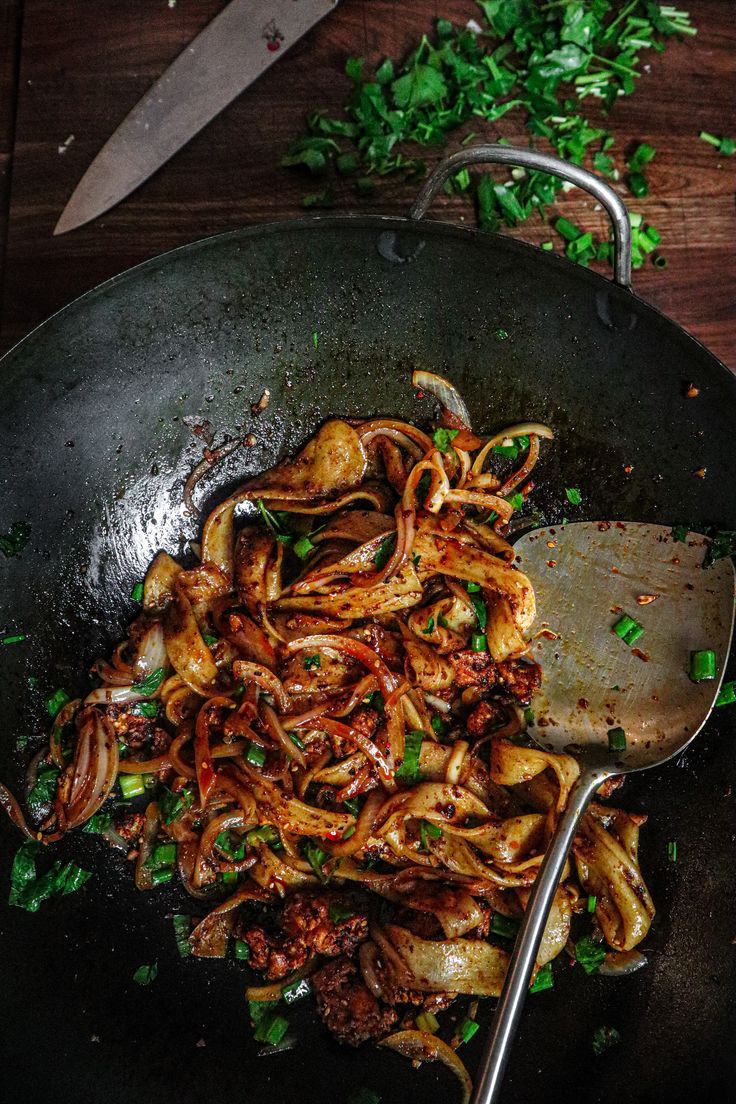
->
[282,2,696,268]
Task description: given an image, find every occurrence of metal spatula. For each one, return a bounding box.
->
[472,521,735,1104]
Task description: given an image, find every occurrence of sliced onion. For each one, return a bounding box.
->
[0,781,34,838]
[64,709,119,829]
[135,801,161,890]
[445,740,469,785]
[598,949,648,977]
[134,621,168,679]
[412,369,472,429]
[232,661,291,714]
[379,1030,473,1104]
[261,702,306,769]
[83,684,150,707]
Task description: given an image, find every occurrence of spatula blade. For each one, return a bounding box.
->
[513,522,735,768]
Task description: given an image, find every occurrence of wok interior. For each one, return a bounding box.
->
[0,220,735,1103]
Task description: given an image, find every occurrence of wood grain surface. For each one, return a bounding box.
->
[0,0,734,365]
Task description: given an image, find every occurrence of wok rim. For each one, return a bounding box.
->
[1,214,732,386]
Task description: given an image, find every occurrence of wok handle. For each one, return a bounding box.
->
[470,767,605,1104]
[408,144,632,289]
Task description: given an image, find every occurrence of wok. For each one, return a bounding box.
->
[0,146,734,1104]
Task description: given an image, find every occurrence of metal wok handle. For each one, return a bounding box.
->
[408,144,632,289]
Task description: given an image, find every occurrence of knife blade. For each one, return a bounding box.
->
[55,0,338,235]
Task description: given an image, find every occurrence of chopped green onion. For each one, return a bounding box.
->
[245,741,266,767]
[490,913,519,940]
[523,706,534,727]
[421,616,436,635]
[565,487,582,506]
[303,654,321,671]
[575,934,606,975]
[289,732,306,751]
[471,633,487,652]
[541,241,554,251]
[529,961,554,993]
[303,839,329,881]
[365,690,384,713]
[592,1025,621,1055]
[415,470,432,507]
[219,870,238,885]
[1,632,26,645]
[715,680,736,707]
[254,1012,290,1046]
[458,1017,480,1044]
[149,842,176,868]
[627,171,648,197]
[416,1010,440,1034]
[506,492,524,511]
[151,868,174,887]
[234,938,251,960]
[130,581,144,602]
[430,715,447,737]
[395,729,423,783]
[432,427,460,453]
[312,331,319,349]
[555,216,581,242]
[612,614,644,646]
[342,797,361,815]
[668,840,678,862]
[202,632,218,647]
[293,534,316,560]
[628,142,656,170]
[282,976,313,1003]
[132,666,166,696]
[587,894,597,914]
[516,434,530,449]
[374,533,397,570]
[469,591,488,632]
[119,774,146,799]
[46,688,70,718]
[607,727,627,753]
[699,131,735,156]
[465,581,481,593]
[133,963,158,986]
[419,819,442,850]
[690,649,716,682]
[328,902,355,924]
[172,914,192,957]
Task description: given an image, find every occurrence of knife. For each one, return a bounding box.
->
[54,0,339,235]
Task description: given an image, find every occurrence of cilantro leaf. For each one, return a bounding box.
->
[432,427,460,452]
[565,487,582,506]
[703,529,736,569]
[9,840,91,912]
[133,963,158,986]
[392,65,447,110]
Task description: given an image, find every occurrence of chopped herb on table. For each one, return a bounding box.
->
[565,487,582,506]
[1,632,26,645]
[699,131,735,157]
[281,3,695,267]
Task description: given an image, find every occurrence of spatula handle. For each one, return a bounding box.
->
[471,769,605,1104]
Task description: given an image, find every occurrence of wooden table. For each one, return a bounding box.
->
[1,0,734,366]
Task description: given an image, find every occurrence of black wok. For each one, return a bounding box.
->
[1,147,734,1104]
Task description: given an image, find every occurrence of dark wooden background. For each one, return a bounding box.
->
[0,0,734,366]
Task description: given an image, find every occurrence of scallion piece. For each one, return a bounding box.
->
[490,912,519,939]
[716,680,736,707]
[458,1017,480,1044]
[245,741,266,767]
[587,894,597,914]
[466,581,481,593]
[690,649,716,682]
[415,1010,440,1034]
[303,839,329,881]
[419,819,442,851]
[607,727,627,753]
[293,534,316,560]
[471,633,487,652]
[668,840,678,862]
[469,591,488,632]
[151,868,174,887]
[575,934,606,974]
[46,688,70,718]
[1,633,26,645]
[328,902,355,924]
[612,614,644,646]
[529,961,554,993]
[303,654,321,671]
[130,581,144,602]
[492,443,518,459]
[395,729,423,783]
[219,871,238,885]
[255,1012,289,1047]
[150,842,176,868]
[234,938,251,960]
[172,914,192,957]
[119,773,146,799]
[430,714,447,737]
